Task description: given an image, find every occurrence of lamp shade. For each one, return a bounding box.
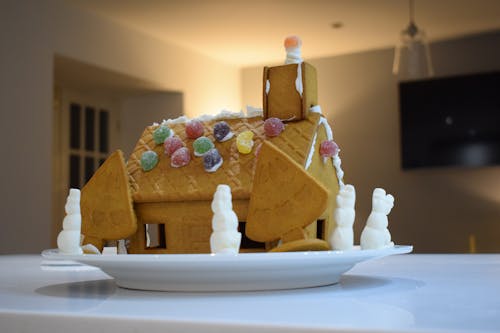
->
[393,25,434,80]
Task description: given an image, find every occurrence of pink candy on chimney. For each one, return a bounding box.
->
[284,35,302,49]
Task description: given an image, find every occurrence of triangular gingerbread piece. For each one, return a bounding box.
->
[246,141,329,242]
[81,150,137,241]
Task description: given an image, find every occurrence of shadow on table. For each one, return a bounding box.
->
[36,279,116,300]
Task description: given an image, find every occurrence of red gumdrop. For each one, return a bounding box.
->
[264,117,285,137]
[164,136,184,156]
[185,120,204,139]
[319,140,339,158]
[171,147,191,168]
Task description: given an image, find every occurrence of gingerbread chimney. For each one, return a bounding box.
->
[263,36,318,121]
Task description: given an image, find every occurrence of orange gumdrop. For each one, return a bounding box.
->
[284,35,302,49]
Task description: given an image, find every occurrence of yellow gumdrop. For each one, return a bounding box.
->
[237,140,254,154]
[238,130,254,141]
[236,131,255,154]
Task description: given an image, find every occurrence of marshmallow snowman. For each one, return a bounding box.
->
[360,188,395,250]
[330,184,356,250]
[57,189,83,255]
[210,185,241,254]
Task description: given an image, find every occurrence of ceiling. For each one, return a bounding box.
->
[64,0,500,67]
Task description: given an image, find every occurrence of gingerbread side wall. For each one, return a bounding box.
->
[305,123,341,242]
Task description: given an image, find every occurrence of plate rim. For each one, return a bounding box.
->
[42,245,413,263]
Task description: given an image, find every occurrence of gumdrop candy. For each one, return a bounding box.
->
[193,136,214,156]
[203,148,223,172]
[140,151,158,171]
[171,147,191,168]
[320,140,339,159]
[213,121,233,142]
[284,35,302,49]
[153,124,171,144]
[264,117,285,137]
[164,136,184,156]
[186,120,204,139]
[236,130,254,154]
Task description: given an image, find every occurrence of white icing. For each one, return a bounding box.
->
[210,185,241,254]
[158,108,264,129]
[246,106,263,118]
[205,157,223,172]
[194,149,212,157]
[309,105,323,114]
[145,224,151,247]
[265,79,271,95]
[57,189,83,255]
[198,110,245,122]
[295,63,303,96]
[285,47,303,64]
[330,184,356,251]
[102,247,118,255]
[81,243,100,254]
[117,239,128,254]
[318,116,333,141]
[360,188,395,250]
[219,131,234,142]
[305,106,345,187]
[165,116,190,125]
[333,156,345,188]
[305,132,317,170]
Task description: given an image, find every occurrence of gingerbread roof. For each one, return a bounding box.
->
[127,112,321,203]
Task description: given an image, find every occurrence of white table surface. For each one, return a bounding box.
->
[0,254,499,333]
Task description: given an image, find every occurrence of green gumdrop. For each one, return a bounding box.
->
[193,136,214,156]
[141,151,158,171]
[153,125,171,144]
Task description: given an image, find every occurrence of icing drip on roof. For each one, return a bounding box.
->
[155,107,264,127]
[308,105,345,188]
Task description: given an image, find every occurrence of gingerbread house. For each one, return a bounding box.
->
[80,38,345,254]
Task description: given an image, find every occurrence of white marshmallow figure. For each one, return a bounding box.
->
[57,189,83,255]
[284,35,303,64]
[360,188,395,250]
[210,185,241,254]
[330,184,356,250]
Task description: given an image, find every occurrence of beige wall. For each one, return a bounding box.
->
[121,92,184,157]
[242,31,500,253]
[0,0,240,253]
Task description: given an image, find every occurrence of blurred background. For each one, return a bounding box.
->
[0,0,499,254]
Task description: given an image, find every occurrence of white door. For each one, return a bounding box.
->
[52,88,120,243]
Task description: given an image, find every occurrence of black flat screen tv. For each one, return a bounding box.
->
[399,71,500,170]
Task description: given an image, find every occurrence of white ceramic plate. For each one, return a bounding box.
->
[42,245,412,291]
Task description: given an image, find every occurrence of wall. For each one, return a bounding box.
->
[0,0,240,254]
[242,31,500,253]
[121,92,184,157]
